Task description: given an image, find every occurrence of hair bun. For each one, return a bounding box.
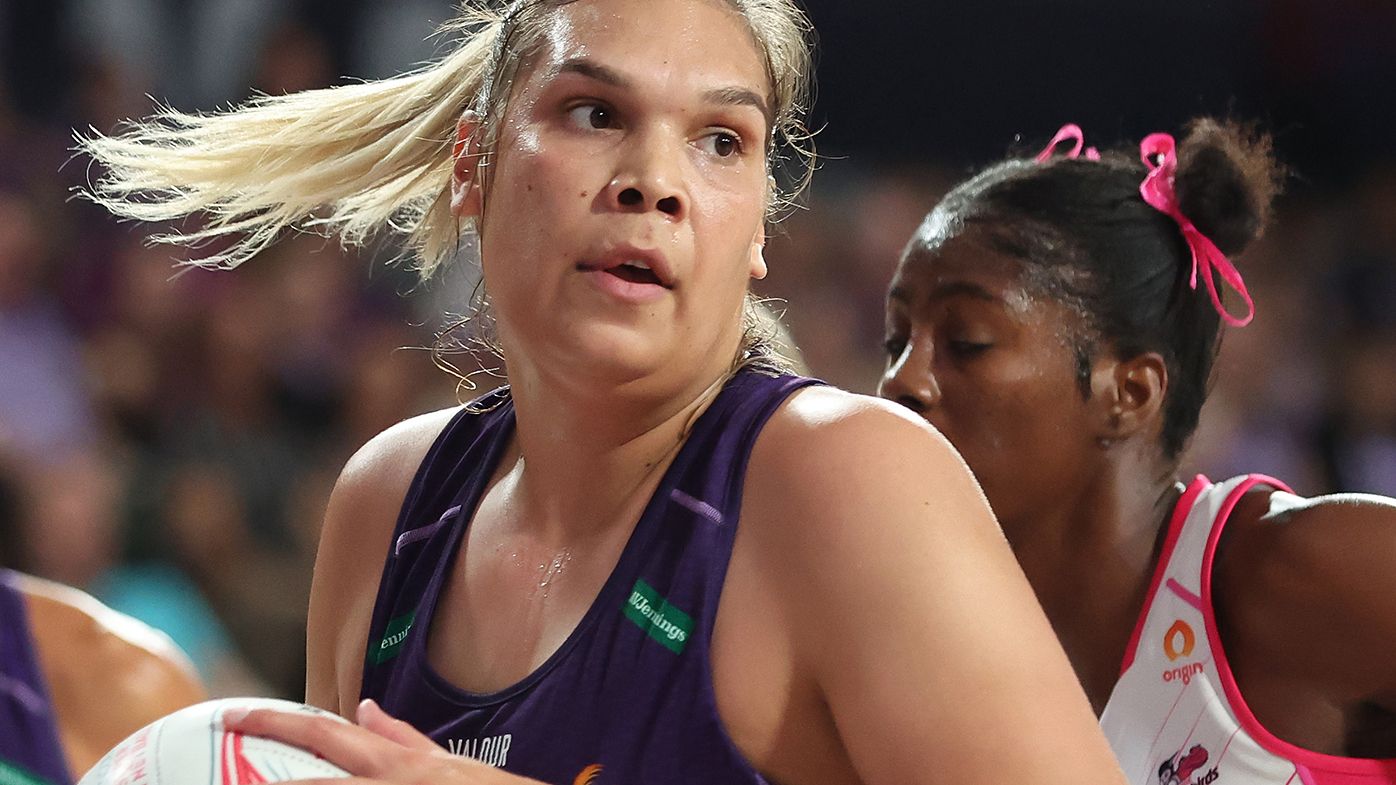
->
[1174,118,1283,256]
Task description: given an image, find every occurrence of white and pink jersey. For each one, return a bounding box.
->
[1101,474,1396,785]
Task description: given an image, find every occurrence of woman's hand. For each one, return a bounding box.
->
[224,700,545,785]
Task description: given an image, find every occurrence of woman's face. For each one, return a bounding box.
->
[471,0,772,389]
[878,225,1103,529]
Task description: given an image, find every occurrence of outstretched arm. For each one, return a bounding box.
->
[22,575,207,775]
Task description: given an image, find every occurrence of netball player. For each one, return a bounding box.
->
[79,0,1127,782]
[879,119,1396,782]
[1,569,204,783]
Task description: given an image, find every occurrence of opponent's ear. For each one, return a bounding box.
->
[450,111,484,219]
[1088,351,1167,448]
[749,222,768,281]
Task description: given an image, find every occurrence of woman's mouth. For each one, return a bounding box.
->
[600,260,664,287]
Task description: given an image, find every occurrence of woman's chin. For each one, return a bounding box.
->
[502,315,732,397]
[542,327,680,386]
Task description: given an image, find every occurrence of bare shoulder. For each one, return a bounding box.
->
[19,575,205,768]
[747,386,987,538]
[337,406,468,500]
[753,382,1005,572]
[743,384,1005,633]
[320,405,467,566]
[1223,487,1396,613]
[755,385,972,484]
[764,384,946,436]
[1271,487,1396,533]
[1218,486,1396,695]
[307,406,464,712]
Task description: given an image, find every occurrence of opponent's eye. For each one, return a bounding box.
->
[567,103,616,130]
[883,336,908,358]
[948,340,992,357]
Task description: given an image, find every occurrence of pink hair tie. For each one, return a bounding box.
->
[1035,123,1101,163]
[1138,133,1255,327]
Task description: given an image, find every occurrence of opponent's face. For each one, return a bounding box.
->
[878,226,1101,531]
[462,0,771,388]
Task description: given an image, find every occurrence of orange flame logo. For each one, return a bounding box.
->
[1163,619,1196,662]
[573,764,604,785]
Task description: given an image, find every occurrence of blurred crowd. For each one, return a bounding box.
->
[1,0,1393,700]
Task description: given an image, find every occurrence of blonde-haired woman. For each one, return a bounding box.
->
[81,1,1126,783]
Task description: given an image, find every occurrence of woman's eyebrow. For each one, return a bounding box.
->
[928,281,1000,304]
[702,87,771,125]
[554,57,770,124]
[556,58,629,88]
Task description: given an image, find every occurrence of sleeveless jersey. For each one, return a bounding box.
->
[360,371,820,785]
[0,571,72,785]
[1101,475,1396,785]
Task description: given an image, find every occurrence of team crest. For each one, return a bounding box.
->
[1157,744,1216,785]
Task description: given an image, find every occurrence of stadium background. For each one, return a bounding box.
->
[0,0,1392,698]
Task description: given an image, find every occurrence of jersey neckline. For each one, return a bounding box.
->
[408,373,757,708]
[1118,474,1213,677]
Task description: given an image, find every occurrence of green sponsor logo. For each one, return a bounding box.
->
[0,760,58,785]
[623,579,693,655]
[372,610,417,664]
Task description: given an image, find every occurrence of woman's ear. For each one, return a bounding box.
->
[749,222,768,281]
[450,111,484,219]
[749,175,779,280]
[1088,351,1167,447]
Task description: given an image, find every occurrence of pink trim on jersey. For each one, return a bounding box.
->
[1119,474,1211,676]
[1217,725,1243,768]
[1165,577,1204,612]
[1145,681,1194,766]
[1200,474,1396,781]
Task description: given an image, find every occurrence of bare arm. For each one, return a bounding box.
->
[22,576,206,774]
[305,408,462,714]
[253,404,546,784]
[1222,490,1396,713]
[750,390,1125,784]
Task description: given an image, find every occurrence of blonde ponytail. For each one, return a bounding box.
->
[77,6,510,276]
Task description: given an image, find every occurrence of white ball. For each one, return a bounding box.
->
[78,697,352,785]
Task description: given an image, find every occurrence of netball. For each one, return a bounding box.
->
[77,699,349,785]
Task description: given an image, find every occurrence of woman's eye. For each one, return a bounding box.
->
[699,131,743,158]
[948,340,992,357]
[883,336,907,358]
[567,104,614,130]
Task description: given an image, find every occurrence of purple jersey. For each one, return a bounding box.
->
[361,370,820,784]
[0,571,72,785]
